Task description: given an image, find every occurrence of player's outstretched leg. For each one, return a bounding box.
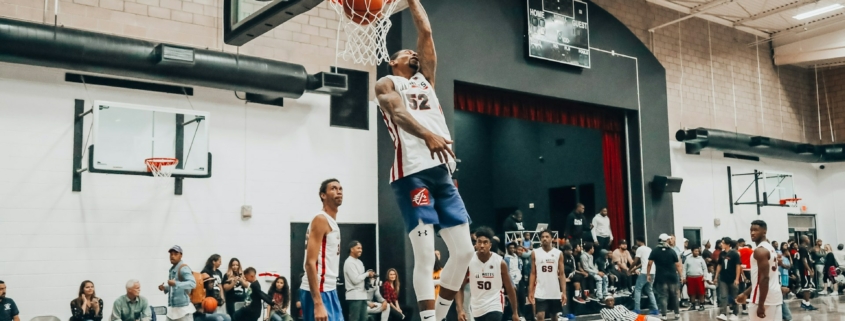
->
[408,222,438,320]
[434,223,474,321]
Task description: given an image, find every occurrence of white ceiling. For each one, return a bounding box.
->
[646,0,845,67]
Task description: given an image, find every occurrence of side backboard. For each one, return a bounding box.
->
[91,101,211,177]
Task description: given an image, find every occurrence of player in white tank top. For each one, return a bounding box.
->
[379,73,455,181]
[300,179,344,321]
[300,210,341,292]
[528,230,567,321]
[374,2,476,321]
[455,227,520,321]
[736,220,783,321]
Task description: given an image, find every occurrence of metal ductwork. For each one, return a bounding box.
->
[676,128,845,163]
[0,17,339,98]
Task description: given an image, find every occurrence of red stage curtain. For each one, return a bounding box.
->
[602,132,627,249]
[454,82,628,247]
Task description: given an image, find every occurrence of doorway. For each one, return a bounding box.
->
[549,186,577,234]
[683,228,701,249]
[788,214,817,245]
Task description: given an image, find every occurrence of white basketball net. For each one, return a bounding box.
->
[145,158,179,178]
[327,0,401,65]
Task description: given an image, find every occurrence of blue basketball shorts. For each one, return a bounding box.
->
[299,290,344,321]
[391,164,471,233]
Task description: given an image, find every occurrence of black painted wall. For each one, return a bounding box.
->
[454,111,606,231]
[377,0,673,316]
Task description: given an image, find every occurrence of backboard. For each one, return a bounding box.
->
[728,167,797,214]
[761,171,796,205]
[224,0,324,46]
[91,101,210,177]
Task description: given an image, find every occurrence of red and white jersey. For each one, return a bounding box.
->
[468,253,504,318]
[533,247,562,300]
[750,241,782,306]
[377,72,456,182]
[301,211,341,292]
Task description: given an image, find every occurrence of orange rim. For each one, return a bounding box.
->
[145,158,179,172]
[779,198,801,205]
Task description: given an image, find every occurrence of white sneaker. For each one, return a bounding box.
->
[673,313,680,320]
[729,315,739,321]
[660,315,668,321]
[716,314,727,321]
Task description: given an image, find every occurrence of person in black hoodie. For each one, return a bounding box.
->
[234,268,275,321]
[565,204,592,247]
[570,244,590,304]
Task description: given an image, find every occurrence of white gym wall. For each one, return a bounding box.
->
[669,141,842,246]
[0,62,378,320]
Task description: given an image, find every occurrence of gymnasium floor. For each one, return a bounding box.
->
[575,296,839,321]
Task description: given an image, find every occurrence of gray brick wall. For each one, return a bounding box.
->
[591,0,835,144]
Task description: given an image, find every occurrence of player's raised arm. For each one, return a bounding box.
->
[375,78,454,162]
[407,0,436,87]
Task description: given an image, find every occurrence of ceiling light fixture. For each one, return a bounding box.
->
[793,4,844,20]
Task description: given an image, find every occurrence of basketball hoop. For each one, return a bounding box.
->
[327,0,400,65]
[145,158,179,178]
[779,198,801,206]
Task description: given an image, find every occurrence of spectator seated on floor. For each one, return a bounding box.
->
[600,297,661,321]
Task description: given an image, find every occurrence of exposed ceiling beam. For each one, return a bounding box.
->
[734,0,820,25]
[648,0,736,32]
[646,0,771,37]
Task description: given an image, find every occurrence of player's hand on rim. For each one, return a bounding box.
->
[424,133,455,163]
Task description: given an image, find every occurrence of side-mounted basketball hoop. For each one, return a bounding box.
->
[727,166,798,215]
[145,158,180,178]
[327,0,401,65]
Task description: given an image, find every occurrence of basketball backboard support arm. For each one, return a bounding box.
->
[727,166,797,215]
[72,99,212,195]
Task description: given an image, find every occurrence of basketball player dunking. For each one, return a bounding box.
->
[300,179,344,321]
[374,0,475,320]
[455,227,520,321]
[735,220,782,321]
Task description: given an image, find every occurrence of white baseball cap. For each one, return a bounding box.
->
[658,233,671,242]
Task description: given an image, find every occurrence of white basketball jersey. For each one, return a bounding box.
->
[468,253,504,317]
[377,73,456,182]
[533,247,563,299]
[750,241,782,306]
[300,211,341,292]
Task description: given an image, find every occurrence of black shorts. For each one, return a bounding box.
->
[535,299,562,316]
[474,311,503,321]
[799,270,816,290]
[570,273,586,283]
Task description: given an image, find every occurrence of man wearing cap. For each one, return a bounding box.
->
[648,234,683,320]
[159,245,197,321]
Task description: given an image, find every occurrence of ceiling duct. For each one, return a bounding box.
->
[0,17,342,98]
[676,128,845,162]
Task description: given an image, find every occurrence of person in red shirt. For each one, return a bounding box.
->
[737,239,753,269]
